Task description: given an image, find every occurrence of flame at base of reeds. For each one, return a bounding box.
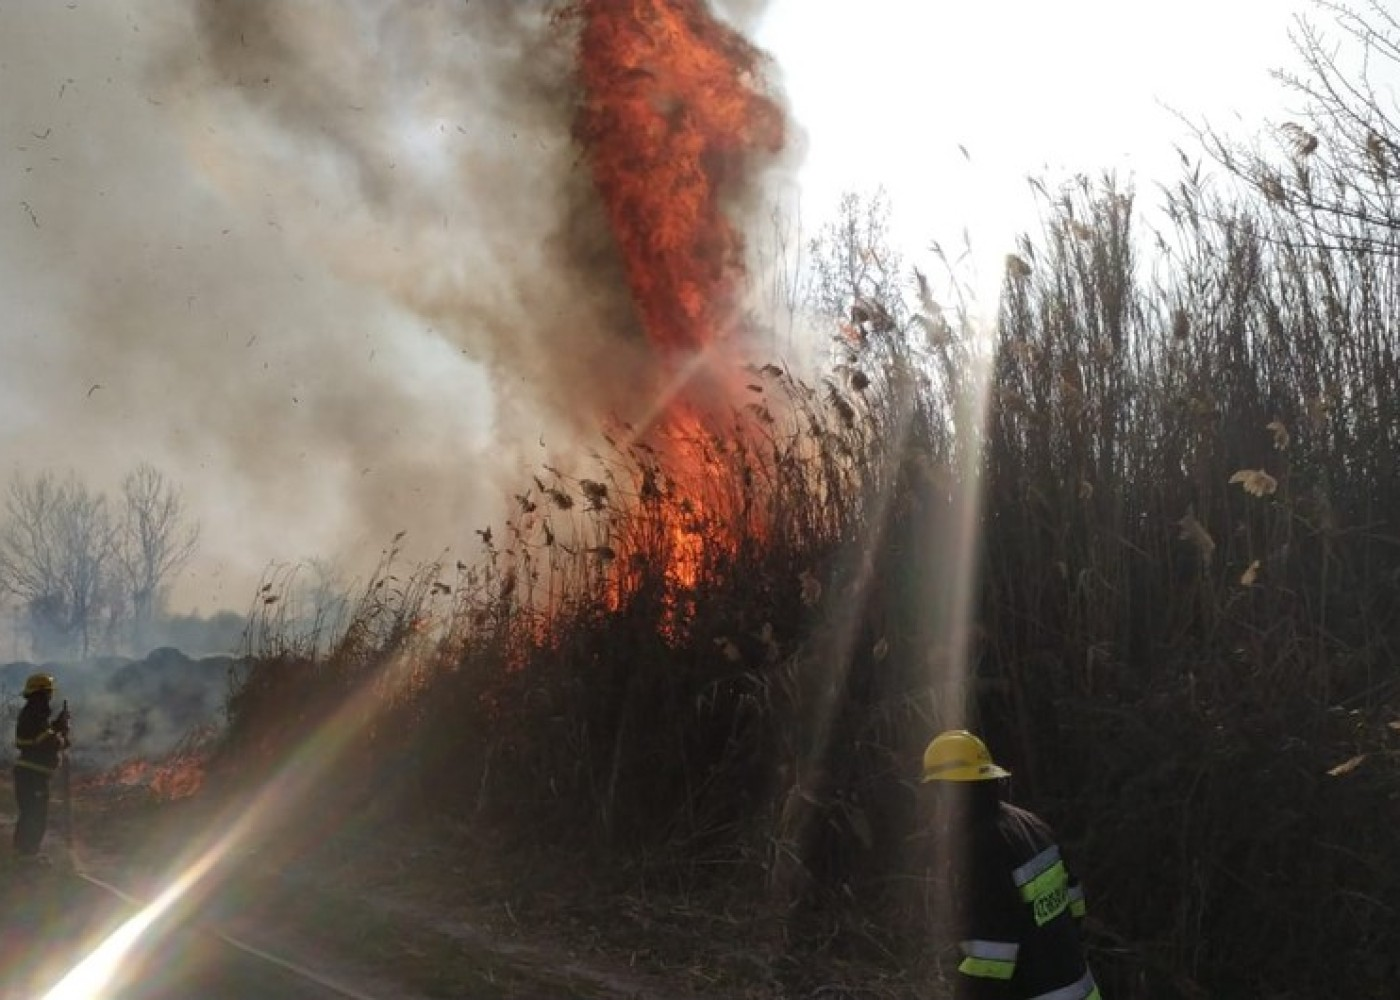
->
[99,738,211,803]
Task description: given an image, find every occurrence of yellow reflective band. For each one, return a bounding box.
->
[1014,847,1071,924]
[959,955,1016,980]
[1069,886,1086,918]
[1019,860,1068,901]
[14,759,56,775]
[958,939,1019,980]
[1022,867,1070,924]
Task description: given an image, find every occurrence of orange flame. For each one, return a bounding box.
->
[99,753,206,802]
[149,757,205,801]
[567,0,786,360]
[565,0,787,619]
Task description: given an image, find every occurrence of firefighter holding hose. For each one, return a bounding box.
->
[921,729,1101,1000]
[12,673,70,863]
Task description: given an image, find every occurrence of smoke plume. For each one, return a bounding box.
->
[0,0,792,616]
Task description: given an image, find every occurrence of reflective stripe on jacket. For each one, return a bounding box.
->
[954,801,1098,1000]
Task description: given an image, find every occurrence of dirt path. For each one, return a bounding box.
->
[3,790,732,1000]
[0,862,387,999]
[6,772,928,1000]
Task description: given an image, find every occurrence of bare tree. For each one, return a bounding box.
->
[806,189,908,328]
[0,465,198,659]
[0,472,118,658]
[117,464,200,655]
[1197,2,1400,254]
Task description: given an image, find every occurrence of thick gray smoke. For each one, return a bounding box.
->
[0,0,789,618]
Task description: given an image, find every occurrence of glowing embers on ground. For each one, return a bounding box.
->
[566,0,786,356]
[103,750,207,802]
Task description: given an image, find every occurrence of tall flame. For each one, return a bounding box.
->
[567,0,786,361]
[564,0,788,617]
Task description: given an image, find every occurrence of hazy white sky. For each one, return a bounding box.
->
[756,0,1311,299]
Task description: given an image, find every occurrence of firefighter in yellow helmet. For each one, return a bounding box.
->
[921,730,1100,1000]
[12,673,70,862]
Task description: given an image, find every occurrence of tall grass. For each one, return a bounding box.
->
[985,171,1400,996]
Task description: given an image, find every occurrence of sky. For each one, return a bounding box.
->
[0,0,1322,624]
[755,0,1312,302]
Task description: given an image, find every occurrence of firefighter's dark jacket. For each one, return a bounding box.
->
[954,798,1099,1000]
[15,698,66,775]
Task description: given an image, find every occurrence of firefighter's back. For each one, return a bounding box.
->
[991,801,1097,999]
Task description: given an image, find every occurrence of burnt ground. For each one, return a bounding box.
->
[2,778,934,1000]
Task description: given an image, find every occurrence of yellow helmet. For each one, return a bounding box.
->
[921,729,1011,783]
[22,673,56,698]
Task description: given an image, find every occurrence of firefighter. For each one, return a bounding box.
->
[921,729,1100,1000]
[12,673,70,862]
